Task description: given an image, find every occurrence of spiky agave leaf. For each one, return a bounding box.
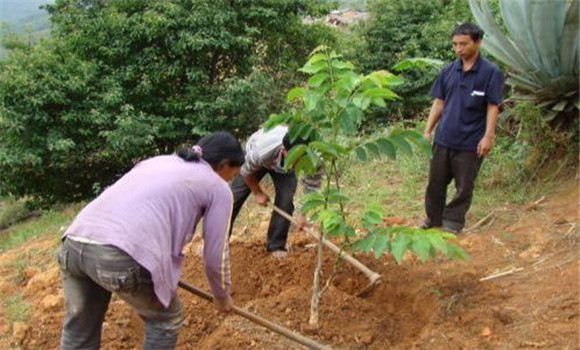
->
[469,0,579,120]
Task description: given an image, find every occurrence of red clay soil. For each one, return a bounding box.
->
[1,180,578,350]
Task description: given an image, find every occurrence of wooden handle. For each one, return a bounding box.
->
[178,282,333,350]
[268,203,381,284]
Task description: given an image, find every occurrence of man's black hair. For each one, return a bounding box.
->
[451,23,484,42]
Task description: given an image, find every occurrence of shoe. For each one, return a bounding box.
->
[270,250,288,259]
[419,221,432,229]
[418,220,441,230]
[442,226,461,235]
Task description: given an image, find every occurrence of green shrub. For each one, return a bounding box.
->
[0,0,336,204]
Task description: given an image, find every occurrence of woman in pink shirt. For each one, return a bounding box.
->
[58,132,244,350]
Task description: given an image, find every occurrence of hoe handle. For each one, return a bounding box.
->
[268,203,381,284]
[178,281,332,350]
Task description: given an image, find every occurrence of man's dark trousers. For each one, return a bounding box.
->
[229,167,297,251]
[425,144,483,231]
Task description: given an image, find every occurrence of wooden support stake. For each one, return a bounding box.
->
[178,281,333,350]
[267,202,381,285]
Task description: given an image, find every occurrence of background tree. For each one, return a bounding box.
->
[342,0,472,123]
[0,0,336,204]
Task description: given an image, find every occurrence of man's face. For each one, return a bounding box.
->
[452,34,480,60]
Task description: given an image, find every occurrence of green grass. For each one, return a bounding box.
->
[3,294,31,324]
[324,132,559,227]
[0,203,82,253]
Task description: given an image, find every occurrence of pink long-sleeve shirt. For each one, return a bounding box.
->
[64,155,232,307]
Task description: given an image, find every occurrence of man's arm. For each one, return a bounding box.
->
[424,98,445,141]
[243,174,270,206]
[477,103,499,157]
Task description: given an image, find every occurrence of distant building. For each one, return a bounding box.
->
[302,8,369,27]
[325,8,369,27]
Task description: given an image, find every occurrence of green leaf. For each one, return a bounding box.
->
[335,72,360,92]
[299,61,327,74]
[295,152,316,175]
[331,60,355,70]
[372,98,386,107]
[308,53,328,65]
[427,234,449,256]
[318,209,343,232]
[310,140,339,158]
[391,234,411,264]
[393,58,445,72]
[407,135,432,156]
[328,191,349,205]
[305,147,319,169]
[375,137,396,159]
[287,87,306,102]
[354,146,367,161]
[298,124,314,140]
[338,111,357,134]
[383,75,405,87]
[263,113,291,130]
[389,134,413,156]
[446,244,469,261]
[304,93,318,111]
[364,142,381,157]
[283,144,307,170]
[373,236,389,258]
[363,87,400,100]
[288,123,302,142]
[362,210,383,227]
[354,236,375,252]
[411,236,432,263]
[301,199,326,214]
[308,72,330,88]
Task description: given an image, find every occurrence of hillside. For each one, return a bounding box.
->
[0,157,578,349]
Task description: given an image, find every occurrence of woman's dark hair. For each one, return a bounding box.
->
[177,132,245,167]
[451,23,484,42]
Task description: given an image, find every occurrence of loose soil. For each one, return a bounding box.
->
[0,180,578,350]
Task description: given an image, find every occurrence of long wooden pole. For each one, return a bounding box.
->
[177,281,333,350]
[267,203,381,285]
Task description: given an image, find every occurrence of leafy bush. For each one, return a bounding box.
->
[343,0,472,122]
[0,0,336,204]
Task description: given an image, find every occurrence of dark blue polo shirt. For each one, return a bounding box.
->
[430,55,504,151]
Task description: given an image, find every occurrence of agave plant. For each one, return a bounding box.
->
[469,0,579,122]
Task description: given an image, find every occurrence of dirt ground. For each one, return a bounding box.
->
[0,179,578,350]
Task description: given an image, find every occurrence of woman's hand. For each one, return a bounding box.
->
[213,295,234,313]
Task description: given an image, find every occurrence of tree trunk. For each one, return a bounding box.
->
[309,232,323,327]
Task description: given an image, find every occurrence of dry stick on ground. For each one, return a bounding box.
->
[524,196,547,211]
[479,267,524,281]
[178,281,333,350]
[465,211,496,232]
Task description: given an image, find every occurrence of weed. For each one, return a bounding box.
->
[0,203,82,253]
[0,198,39,230]
[4,294,31,324]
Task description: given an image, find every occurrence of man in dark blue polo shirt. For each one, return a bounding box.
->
[421,23,504,234]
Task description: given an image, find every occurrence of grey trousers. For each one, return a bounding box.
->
[424,144,483,230]
[229,168,298,252]
[58,237,183,350]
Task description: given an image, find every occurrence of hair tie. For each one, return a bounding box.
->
[192,145,203,157]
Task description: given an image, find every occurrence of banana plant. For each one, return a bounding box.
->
[469,0,579,121]
[264,46,468,327]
